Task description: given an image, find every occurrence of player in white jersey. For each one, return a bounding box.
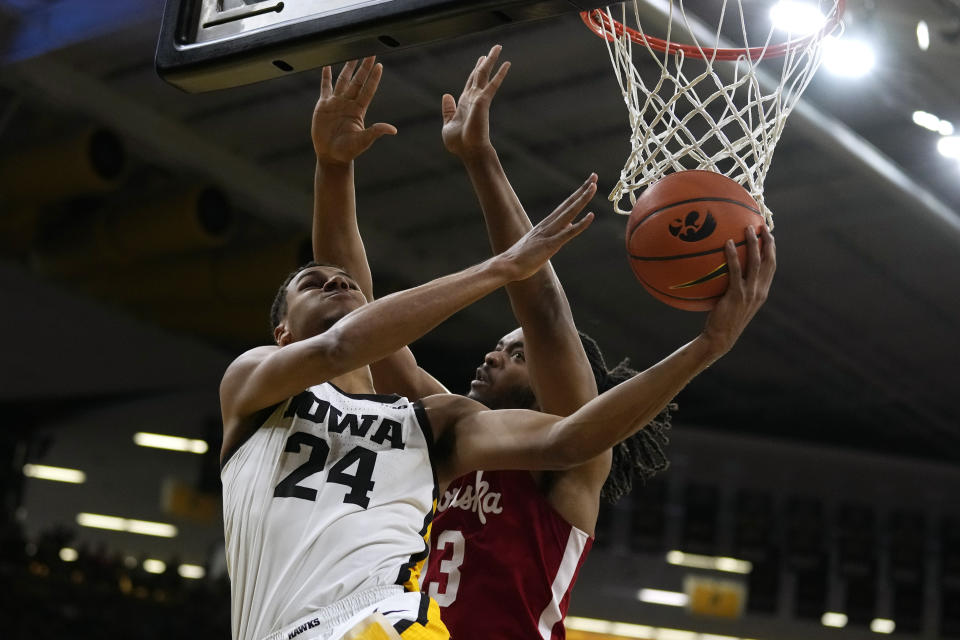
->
[220,55,774,640]
[221,383,437,640]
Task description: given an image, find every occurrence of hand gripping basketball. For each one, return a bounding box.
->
[497,174,597,281]
[701,224,776,358]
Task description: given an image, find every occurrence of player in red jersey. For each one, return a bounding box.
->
[309,50,770,639]
[418,47,671,639]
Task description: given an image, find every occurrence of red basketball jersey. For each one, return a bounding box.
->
[422,470,593,639]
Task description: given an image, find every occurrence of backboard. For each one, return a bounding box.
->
[156,0,604,92]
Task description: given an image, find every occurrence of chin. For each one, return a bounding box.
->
[466,388,491,408]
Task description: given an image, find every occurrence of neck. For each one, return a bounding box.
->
[329,366,376,395]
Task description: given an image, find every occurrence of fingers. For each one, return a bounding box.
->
[478,44,502,85]
[744,225,761,282]
[356,62,384,106]
[345,56,377,100]
[356,123,398,154]
[369,122,398,137]
[724,239,742,283]
[562,211,595,242]
[550,174,599,219]
[758,224,777,288]
[463,45,506,96]
[441,93,457,124]
[320,65,333,99]
[485,61,511,98]
[334,59,359,94]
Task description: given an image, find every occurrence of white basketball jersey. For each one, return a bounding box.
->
[221,383,437,640]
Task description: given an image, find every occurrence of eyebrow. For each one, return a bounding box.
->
[295,269,352,284]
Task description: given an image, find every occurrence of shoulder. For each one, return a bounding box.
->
[219,345,280,419]
[221,346,279,386]
[419,393,485,439]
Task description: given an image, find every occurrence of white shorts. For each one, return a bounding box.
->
[263,587,448,640]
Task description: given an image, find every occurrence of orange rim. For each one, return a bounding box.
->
[580,0,845,61]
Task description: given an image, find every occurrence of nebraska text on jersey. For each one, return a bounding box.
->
[436,471,503,524]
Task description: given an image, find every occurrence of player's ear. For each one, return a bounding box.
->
[274,323,291,346]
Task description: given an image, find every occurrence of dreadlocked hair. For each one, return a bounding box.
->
[577,332,676,505]
[269,260,348,336]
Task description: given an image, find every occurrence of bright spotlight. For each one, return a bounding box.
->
[178,564,206,579]
[142,559,167,574]
[917,21,930,51]
[822,612,848,628]
[937,136,960,159]
[871,618,896,634]
[23,464,86,484]
[822,37,875,77]
[770,1,827,36]
[59,547,79,562]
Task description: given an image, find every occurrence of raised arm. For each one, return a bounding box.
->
[222,176,597,427]
[430,226,776,483]
[442,45,597,415]
[312,57,396,297]
[311,57,446,399]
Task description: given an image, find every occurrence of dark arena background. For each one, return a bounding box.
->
[1,1,960,639]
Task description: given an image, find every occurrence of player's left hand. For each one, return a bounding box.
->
[312,56,397,166]
[441,44,511,158]
[700,224,776,357]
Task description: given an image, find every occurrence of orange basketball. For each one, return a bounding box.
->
[626,170,765,312]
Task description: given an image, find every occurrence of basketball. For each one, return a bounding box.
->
[626,170,766,312]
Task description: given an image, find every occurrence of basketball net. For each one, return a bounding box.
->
[583,0,844,226]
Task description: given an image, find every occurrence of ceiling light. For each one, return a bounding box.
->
[822,612,848,628]
[917,21,930,51]
[59,547,79,562]
[127,519,178,537]
[76,512,178,538]
[637,588,689,607]
[913,110,954,135]
[566,617,737,640]
[871,618,896,634]
[134,432,208,454]
[770,1,827,36]
[665,550,752,574]
[23,463,86,484]
[656,630,698,640]
[143,559,166,574]
[822,37,875,77]
[611,622,656,638]
[178,564,206,579]
[937,136,960,159]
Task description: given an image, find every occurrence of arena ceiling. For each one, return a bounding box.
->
[1,0,959,474]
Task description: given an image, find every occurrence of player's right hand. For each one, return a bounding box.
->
[312,57,397,165]
[497,174,597,281]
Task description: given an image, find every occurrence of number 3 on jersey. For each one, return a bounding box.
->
[427,529,465,607]
[273,432,376,508]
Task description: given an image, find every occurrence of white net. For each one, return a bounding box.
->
[587,0,844,225]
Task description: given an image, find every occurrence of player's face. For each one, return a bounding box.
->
[467,328,538,410]
[280,266,367,343]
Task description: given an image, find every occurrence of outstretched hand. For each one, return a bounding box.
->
[312,57,397,165]
[701,224,777,357]
[441,44,510,158]
[498,174,598,280]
